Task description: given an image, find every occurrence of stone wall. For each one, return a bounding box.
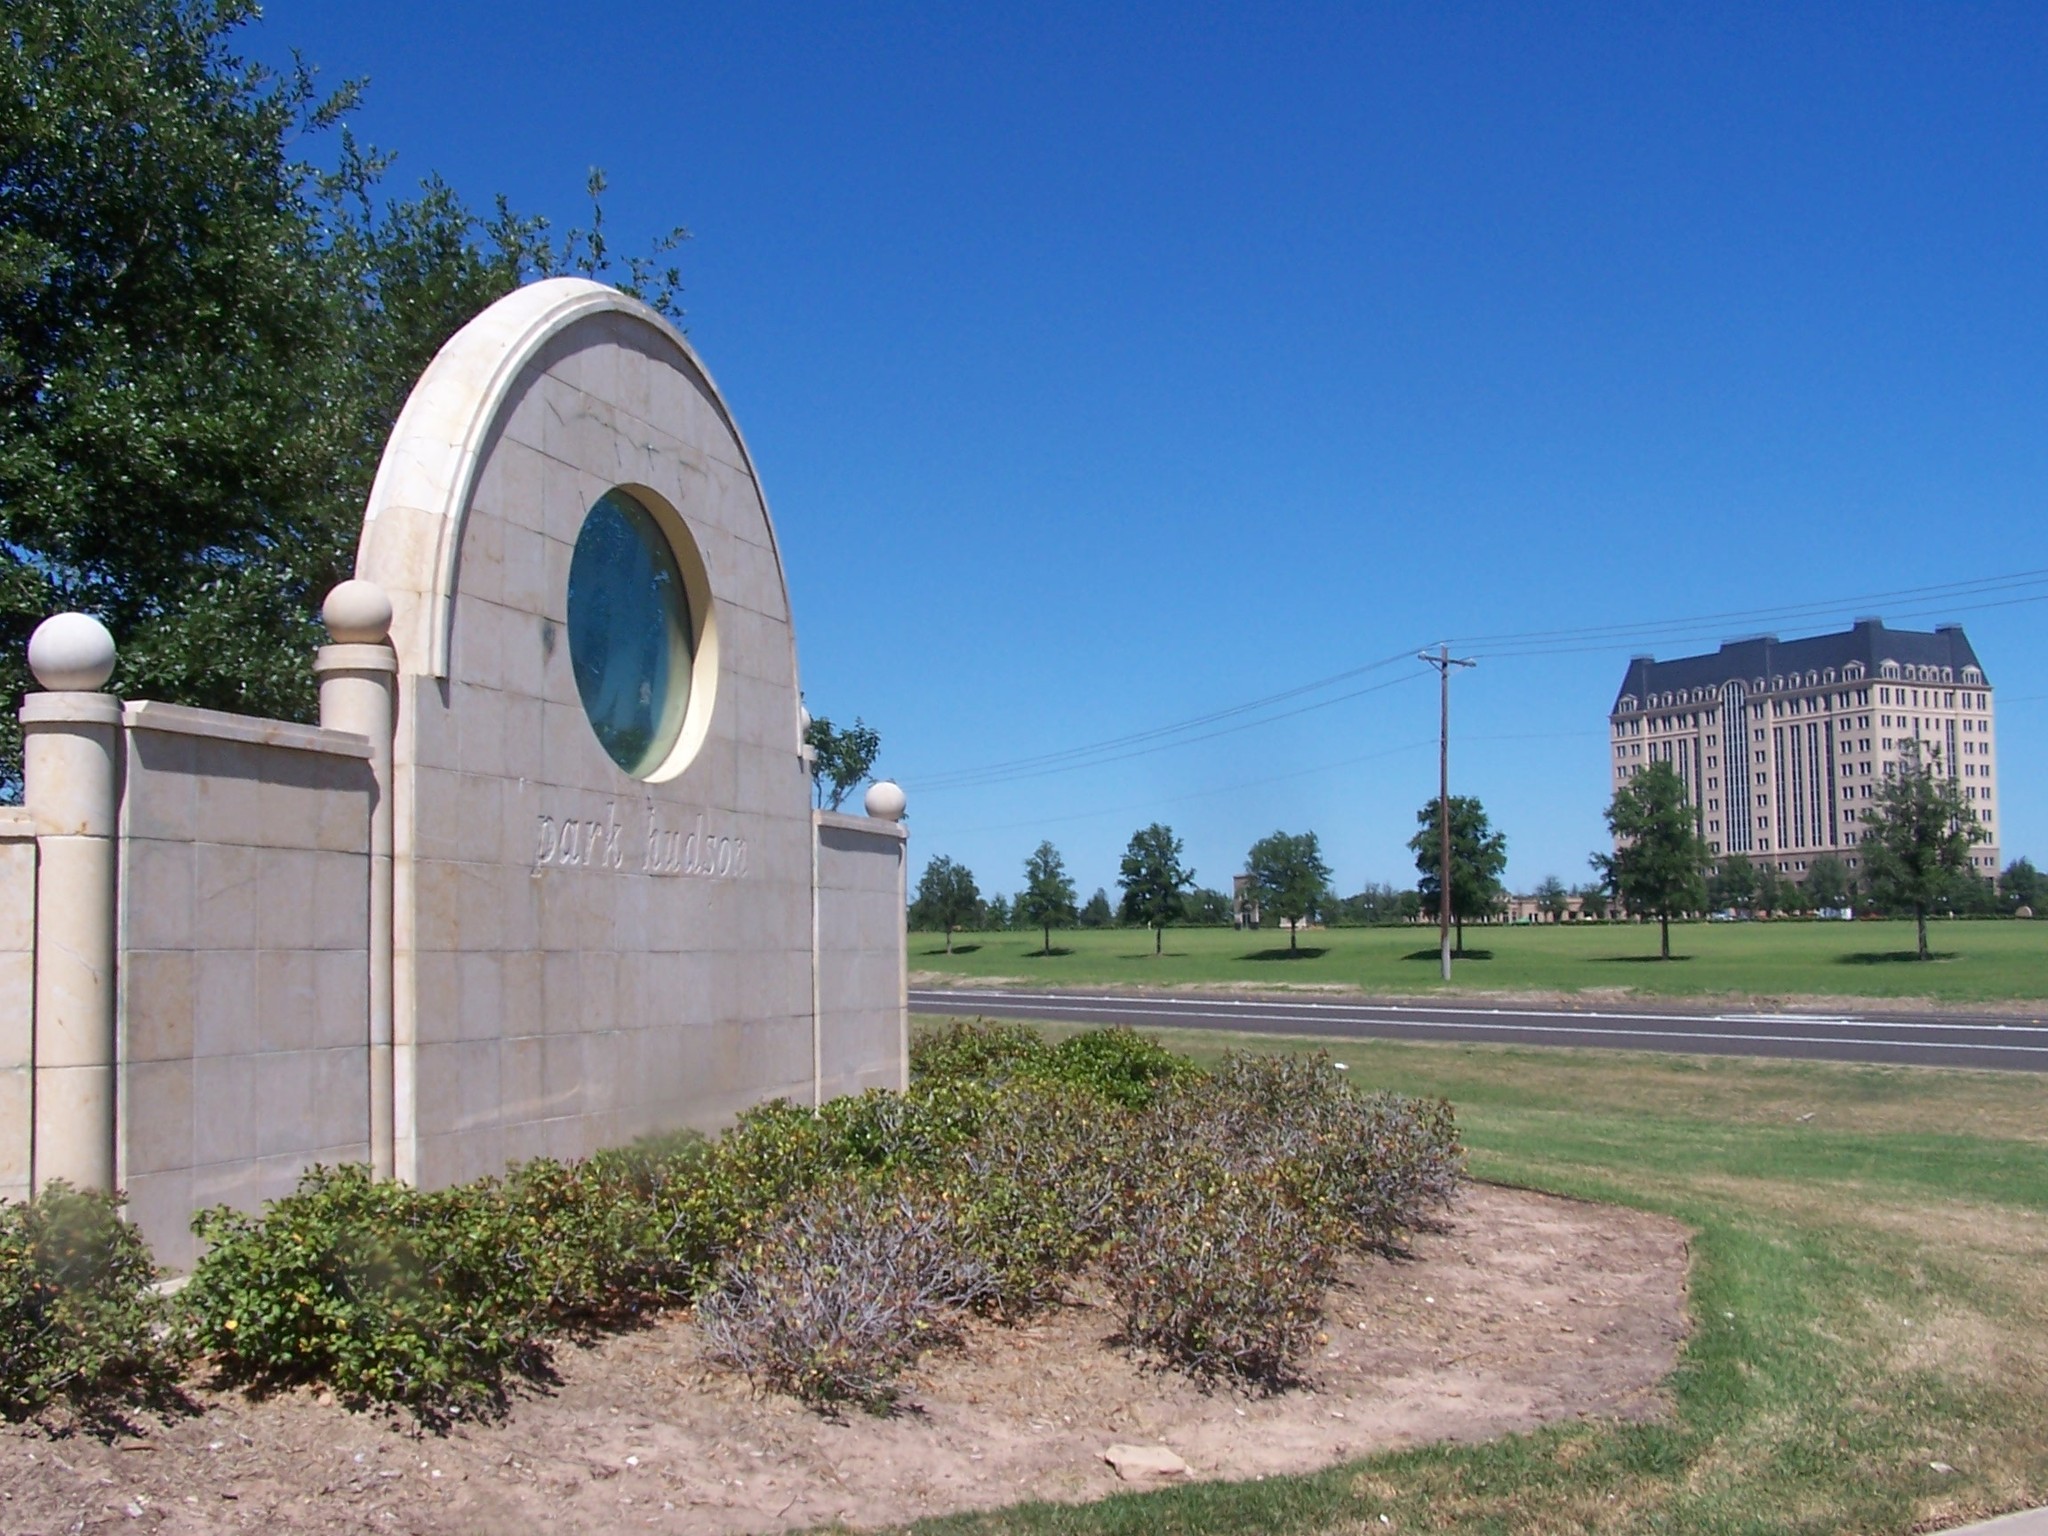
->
[815,812,909,1100]
[0,809,33,1206]
[115,704,375,1269]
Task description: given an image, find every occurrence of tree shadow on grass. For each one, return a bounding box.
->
[1021,947,1076,959]
[1595,954,1694,964]
[920,943,980,956]
[1839,950,1958,965]
[1403,948,1494,962]
[1241,947,1330,962]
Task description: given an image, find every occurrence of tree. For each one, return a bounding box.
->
[1079,888,1114,928]
[0,0,684,797]
[1593,762,1714,960]
[2001,857,2044,915]
[1182,887,1232,925]
[1857,741,1986,960]
[1710,853,1758,913]
[1804,854,1854,912]
[1534,875,1571,923]
[1751,863,1787,918]
[1407,796,1508,955]
[1118,823,1195,956]
[1016,840,1077,956]
[1573,883,1610,922]
[1244,830,1333,954]
[805,715,881,811]
[984,893,1012,930]
[910,855,980,953]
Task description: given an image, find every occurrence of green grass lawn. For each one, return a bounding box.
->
[911,919,2048,1006]
[884,1019,2048,1536]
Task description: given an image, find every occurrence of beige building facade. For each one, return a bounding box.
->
[1610,618,2000,884]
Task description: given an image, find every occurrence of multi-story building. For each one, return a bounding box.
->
[1609,619,2000,884]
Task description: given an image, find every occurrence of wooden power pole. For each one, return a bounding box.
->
[1420,644,1476,981]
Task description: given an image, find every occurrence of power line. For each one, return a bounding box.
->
[1445,567,2048,650]
[944,737,1440,836]
[916,647,1417,790]
[917,668,1427,793]
[908,563,2046,793]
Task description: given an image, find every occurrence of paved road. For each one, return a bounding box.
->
[911,987,2048,1071]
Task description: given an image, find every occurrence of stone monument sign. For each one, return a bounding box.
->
[4,279,908,1265]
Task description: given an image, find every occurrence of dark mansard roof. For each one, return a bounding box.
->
[1612,619,1988,712]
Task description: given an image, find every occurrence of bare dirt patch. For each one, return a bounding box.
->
[0,1185,1688,1535]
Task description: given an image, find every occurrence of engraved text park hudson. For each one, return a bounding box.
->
[532,802,749,878]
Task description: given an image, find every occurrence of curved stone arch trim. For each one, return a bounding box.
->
[355,277,799,694]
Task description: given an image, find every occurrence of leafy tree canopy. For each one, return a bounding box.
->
[1118,822,1194,955]
[805,715,881,811]
[1710,852,1758,911]
[1593,762,1713,959]
[1857,741,1985,959]
[0,0,684,795]
[1078,888,1114,928]
[1408,795,1508,953]
[1804,853,1854,912]
[2001,857,2044,915]
[1016,840,1077,955]
[910,855,980,953]
[1244,829,1332,954]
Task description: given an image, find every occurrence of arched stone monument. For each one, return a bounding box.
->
[5,279,908,1263]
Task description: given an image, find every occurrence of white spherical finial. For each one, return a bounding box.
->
[27,612,117,692]
[864,779,906,822]
[799,705,813,733]
[323,580,393,644]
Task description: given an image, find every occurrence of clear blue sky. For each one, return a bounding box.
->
[262,1,2045,904]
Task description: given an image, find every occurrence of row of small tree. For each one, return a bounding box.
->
[913,807,1477,958]
[910,741,2019,965]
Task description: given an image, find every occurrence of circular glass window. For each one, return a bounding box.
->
[565,489,694,777]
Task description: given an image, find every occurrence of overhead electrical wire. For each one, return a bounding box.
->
[911,565,2047,794]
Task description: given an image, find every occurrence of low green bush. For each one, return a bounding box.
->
[1103,1151,1334,1388]
[164,1026,1463,1418]
[944,1085,1132,1315]
[183,1166,556,1421]
[1170,1051,1466,1249]
[0,1183,177,1422]
[909,1017,1052,1086]
[695,1174,992,1412]
[1044,1025,1199,1107]
[913,1018,1198,1109]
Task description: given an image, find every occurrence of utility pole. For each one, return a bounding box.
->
[1420,644,1476,981]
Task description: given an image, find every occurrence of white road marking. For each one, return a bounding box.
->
[909,990,2048,1055]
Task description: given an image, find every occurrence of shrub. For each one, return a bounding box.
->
[1163,1051,1465,1248]
[695,1084,1003,1248]
[910,1017,1052,1086]
[1043,1026,1198,1108]
[912,1020,1197,1108]
[1102,1152,1333,1388]
[182,1166,553,1422]
[943,1085,1133,1315]
[814,1080,1000,1174]
[503,1140,721,1327]
[696,1175,991,1412]
[0,1183,177,1421]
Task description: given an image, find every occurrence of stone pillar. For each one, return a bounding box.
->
[314,582,399,1180]
[864,780,910,1093]
[20,614,121,1192]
